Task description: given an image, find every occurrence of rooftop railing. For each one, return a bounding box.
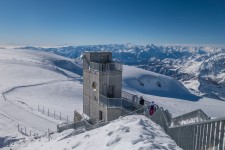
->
[88,62,122,72]
[99,94,122,108]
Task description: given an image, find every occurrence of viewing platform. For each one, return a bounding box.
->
[84,61,122,72]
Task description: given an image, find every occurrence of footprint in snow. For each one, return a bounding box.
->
[107,131,114,136]
[71,142,81,149]
[131,138,144,145]
[106,136,121,147]
[84,134,90,138]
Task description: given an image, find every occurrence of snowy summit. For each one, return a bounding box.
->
[13,115,182,150]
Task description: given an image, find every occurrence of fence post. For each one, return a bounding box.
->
[48,129,50,141]
[67,116,68,123]
[54,110,55,118]
[38,105,39,111]
[17,125,19,131]
[48,108,49,116]
[30,130,31,136]
[25,127,26,135]
[60,112,61,120]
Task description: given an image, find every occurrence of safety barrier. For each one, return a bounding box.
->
[89,62,122,72]
[171,109,210,127]
[57,106,145,133]
[149,108,225,150]
[38,105,72,123]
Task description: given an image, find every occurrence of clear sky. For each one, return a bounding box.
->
[0,0,225,46]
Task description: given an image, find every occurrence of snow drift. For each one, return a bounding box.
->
[15,115,182,150]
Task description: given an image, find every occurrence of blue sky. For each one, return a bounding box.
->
[0,0,225,46]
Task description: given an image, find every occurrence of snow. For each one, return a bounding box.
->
[4,80,83,122]
[180,60,202,76]
[183,79,200,93]
[0,49,82,141]
[1,48,225,149]
[14,115,182,150]
[122,65,225,118]
[20,44,225,99]
[122,65,199,101]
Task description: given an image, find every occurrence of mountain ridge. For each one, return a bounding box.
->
[19,44,225,100]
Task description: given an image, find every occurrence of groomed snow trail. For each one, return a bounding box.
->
[0,81,68,132]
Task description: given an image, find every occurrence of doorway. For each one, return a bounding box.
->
[99,110,103,121]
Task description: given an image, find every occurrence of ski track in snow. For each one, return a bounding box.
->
[0,80,70,133]
[1,78,82,134]
[0,49,83,137]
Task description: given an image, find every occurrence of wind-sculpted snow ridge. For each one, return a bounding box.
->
[20,44,225,100]
[13,115,182,150]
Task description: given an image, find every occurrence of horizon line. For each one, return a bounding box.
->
[1,43,225,49]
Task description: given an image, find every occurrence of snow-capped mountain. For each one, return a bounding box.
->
[20,44,225,100]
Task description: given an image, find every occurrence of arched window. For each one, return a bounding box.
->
[92,81,97,91]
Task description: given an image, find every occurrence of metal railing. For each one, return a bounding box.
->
[171,109,210,127]
[99,94,122,108]
[89,62,122,72]
[38,105,72,123]
[57,120,92,133]
[122,91,139,104]
[149,107,225,150]
[99,93,144,112]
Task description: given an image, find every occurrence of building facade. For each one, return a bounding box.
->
[83,52,123,122]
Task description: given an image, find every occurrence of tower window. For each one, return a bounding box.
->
[92,81,97,91]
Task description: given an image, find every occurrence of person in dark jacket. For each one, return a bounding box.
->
[139,96,144,105]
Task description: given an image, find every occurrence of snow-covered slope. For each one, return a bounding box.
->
[122,65,225,118]
[123,65,198,101]
[1,48,225,149]
[0,49,83,146]
[20,44,225,100]
[13,115,182,150]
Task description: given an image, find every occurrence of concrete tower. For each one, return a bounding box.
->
[83,52,122,122]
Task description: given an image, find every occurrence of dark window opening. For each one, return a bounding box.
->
[99,110,103,121]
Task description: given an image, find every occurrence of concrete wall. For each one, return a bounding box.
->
[107,108,122,121]
[83,52,112,64]
[89,70,99,101]
[83,69,90,116]
[90,52,112,63]
[89,97,99,120]
[83,52,122,122]
[88,70,99,120]
[99,105,107,122]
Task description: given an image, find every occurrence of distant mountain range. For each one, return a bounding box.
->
[20,44,225,100]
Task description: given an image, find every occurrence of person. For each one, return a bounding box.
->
[149,101,159,116]
[144,101,151,116]
[139,96,144,105]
